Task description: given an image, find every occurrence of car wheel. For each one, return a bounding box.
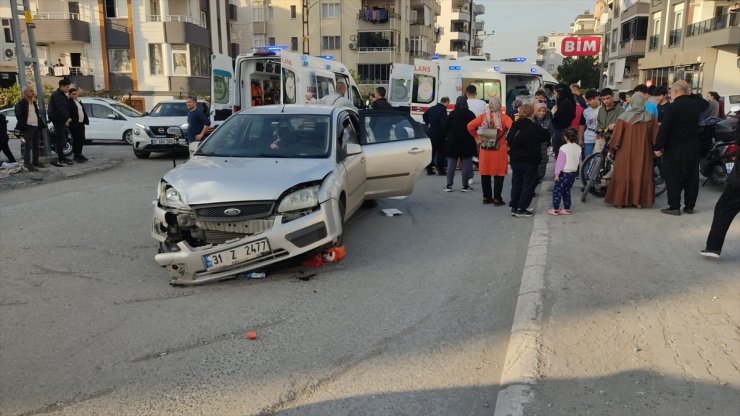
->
[123,129,133,145]
[133,149,151,159]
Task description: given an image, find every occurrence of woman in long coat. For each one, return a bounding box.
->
[444,96,477,192]
[604,92,659,208]
[533,102,554,181]
[467,98,513,205]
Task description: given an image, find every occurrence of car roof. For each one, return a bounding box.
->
[79,97,120,104]
[236,104,349,117]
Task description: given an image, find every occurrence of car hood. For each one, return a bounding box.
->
[162,157,335,205]
[137,115,187,127]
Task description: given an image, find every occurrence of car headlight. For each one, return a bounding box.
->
[277,185,320,213]
[158,181,187,209]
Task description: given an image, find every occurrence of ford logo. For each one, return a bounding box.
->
[223,208,241,216]
[158,128,166,134]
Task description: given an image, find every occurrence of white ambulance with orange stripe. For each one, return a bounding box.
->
[387,57,558,122]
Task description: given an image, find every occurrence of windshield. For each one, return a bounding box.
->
[149,102,188,117]
[110,102,142,117]
[196,114,332,158]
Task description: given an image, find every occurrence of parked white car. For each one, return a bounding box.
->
[152,105,431,285]
[131,99,209,159]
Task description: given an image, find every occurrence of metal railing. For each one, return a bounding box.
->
[686,13,736,37]
[648,34,659,50]
[358,46,397,52]
[32,11,91,22]
[357,9,400,22]
[146,15,207,29]
[668,28,682,47]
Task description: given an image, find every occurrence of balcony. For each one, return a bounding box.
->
[449,31,470,41]
[411,0,441,16]
[620,1,649,21]
[410,22,437,40]
[648,34,659,51]
[450,8,470,22]
[147,15,207,29]
[357,8,401,31]
[684,13,740,48]
[31,12,91,43]
[617,38,646,57]
[160,16,210,47]
[473,21,484,31]
[473,3,485,15]
[668,28,682,47]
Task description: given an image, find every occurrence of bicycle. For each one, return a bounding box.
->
[580,145,667,202]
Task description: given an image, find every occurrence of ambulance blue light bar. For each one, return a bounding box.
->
[321,55,334,60]
[449,65,461,70]
[515,57,527,62]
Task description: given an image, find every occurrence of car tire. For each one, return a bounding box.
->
[133,149,151,159]
[123,129,133,145]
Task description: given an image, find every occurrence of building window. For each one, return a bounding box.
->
[290,5,297,19]
[358,64,391,83]
[254,34,266,48]
[322,36,340,50]
[171,44,189,75]
[253,2,264,22]
[321,3,340,18]
[149,0,160,16]
[104,0,128,18]
[291,37,299,51]
[108,49,132,73]
[267,6,274,19]
[149,44,163,75]
[229,4,237,21]
[2,19,12,43]
[189,45,209,77]
[268,37,276,46]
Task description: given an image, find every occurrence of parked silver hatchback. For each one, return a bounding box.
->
[152,105,431,285]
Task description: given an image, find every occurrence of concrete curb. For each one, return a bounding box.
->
[494,182,550,416]
[0,157,125,191]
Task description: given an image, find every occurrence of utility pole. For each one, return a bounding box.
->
[468,0,474,55]
[9,0,51,156]
[302,0,310,54]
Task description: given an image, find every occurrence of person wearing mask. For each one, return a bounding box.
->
[654,80,709,215]
[507,104,550,217]
[570,83,587,108]
[604,92,660,208]
[465,84,487,117]
[423,97,450,176]
[0,111,16,164]
[596,88,625,148]
[443,96,477,192]
[371,86,393,110]
[186,96,212,144]
[551,83,576,157]
[700,130,739,258]
[14,85,46,170]
[582,89,601,156]
[533,101,554,181]
[467,98,513,205]
[67,88,89,162]
[48,78,73,166]
[318,81,353,107]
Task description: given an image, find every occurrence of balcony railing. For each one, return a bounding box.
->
[668,28,682,47]
[648,34,659,50]
[33,11,91,22]
[146,15,207,29]
[358,8,399,23]
[686,13,738,37]
[358,46,397,52]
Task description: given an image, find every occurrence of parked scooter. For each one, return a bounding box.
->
[699,117,737,186]
[16,126,73,159]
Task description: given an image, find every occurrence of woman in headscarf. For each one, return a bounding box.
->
[604,92,660,208]
[551,83,576,158]
[533,102,554,182]
[444,96,477,192]
[467,97,513,205]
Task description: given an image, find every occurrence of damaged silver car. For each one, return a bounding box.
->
[152,105,431,285]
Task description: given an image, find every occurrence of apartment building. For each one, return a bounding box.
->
[435,0,485,59]
[599,0,650,91]
[536,11,599,77]
[1,0,232,110]
[639,0,739,96]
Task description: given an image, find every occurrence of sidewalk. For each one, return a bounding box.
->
[0,156,124,190]
[499,184,740,416]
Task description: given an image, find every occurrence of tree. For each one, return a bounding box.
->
[556,56,600,90]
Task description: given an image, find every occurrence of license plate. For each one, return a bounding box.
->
[151,138,175,145]
[726,162,735,174]
[203,239,270,270]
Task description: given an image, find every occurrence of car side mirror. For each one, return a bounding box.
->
[346,143,362,156]
[167,127,183,139]
[107,113,117,119]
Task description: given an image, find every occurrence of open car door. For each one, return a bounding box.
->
[210,53,234,124]
[358,110,431,198]
[387,63,414,107]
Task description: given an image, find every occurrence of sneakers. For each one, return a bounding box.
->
[683,207,695,214]
[60,158,73,165]
[461,186,474,192]
[74,155,88,163]
[443,185,453,192]
[492,198,506,206]
[661,208,681,216]
[50,160,64,167]
[483,198,493,204]
[514,209,534,218]
[699,249,720,259]
[511,208,517,217]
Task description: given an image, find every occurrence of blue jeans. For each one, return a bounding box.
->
[446,156,474,188]
[583,142,595,157]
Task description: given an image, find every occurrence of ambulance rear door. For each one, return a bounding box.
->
[210,53,234,123]
[387,63,414,107]
[410,59,437,122]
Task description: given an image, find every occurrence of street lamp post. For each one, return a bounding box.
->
[468,0,474,55]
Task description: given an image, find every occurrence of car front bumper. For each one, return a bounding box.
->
[151,200,341,285]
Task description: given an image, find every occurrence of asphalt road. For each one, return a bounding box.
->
[0,151,533,415]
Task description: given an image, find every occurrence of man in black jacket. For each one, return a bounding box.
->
[48,78,72,166]
[14,85,45,171]
[654,80,709,215]
[508,104,551,217]
[371,86,393,110]
[422,97,449,175]
[700,130,739,258]
[68,88,89,162]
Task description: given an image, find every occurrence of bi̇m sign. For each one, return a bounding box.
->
[561,37,601,57]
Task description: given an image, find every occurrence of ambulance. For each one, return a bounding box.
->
[386,57,558,121]
[209,48,366,123]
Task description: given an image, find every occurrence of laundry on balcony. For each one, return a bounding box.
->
[360,7,389,23]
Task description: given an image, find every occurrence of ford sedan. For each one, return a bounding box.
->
[152,105,431,285]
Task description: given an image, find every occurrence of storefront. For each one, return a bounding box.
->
[641,63,704,92]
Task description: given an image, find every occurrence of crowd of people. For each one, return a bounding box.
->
[423,80,739,256]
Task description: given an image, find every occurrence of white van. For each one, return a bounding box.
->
[387,57,558,121]
[210,49,366,124]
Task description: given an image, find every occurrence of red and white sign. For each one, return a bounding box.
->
[561,37,601,56]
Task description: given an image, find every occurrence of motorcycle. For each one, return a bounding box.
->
[699,117,737,186]
[16,125,74,158]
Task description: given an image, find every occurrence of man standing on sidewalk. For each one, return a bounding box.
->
[185,97,211,144]
[701,131,740,258]
[654,80,709,216]
[48,79,72,167]
[68,88,89,163]
[14,86,45,172]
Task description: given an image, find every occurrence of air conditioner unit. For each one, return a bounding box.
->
[348,42,357,50]
[4,48,14,60]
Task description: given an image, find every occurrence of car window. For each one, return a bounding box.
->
[149,102,188,117]
[110,102,142,117]
[361,114,422,144]
[0,109,13,117]
[90,103,116,119]
[351,86,364,109]
[337,114,359,161]
[196,113,331,158]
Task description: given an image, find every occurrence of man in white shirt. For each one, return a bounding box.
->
[582,89,600,156]
[318,81,354,108]
[68,88,90,162]
[465,85,487,116]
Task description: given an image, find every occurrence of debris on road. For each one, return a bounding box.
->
[246,330,257,340]
[381,208,403,216]
[245,271,267,279]
[301,245,346,267]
